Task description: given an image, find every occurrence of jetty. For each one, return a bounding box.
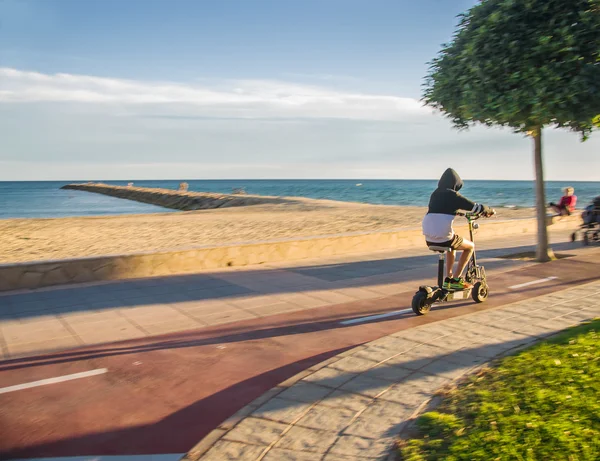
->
[60,183,291,211]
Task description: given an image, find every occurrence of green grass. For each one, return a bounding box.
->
[398,320,600,461]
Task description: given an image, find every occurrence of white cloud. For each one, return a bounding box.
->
[1,67,599,181]
[0,67,428,121]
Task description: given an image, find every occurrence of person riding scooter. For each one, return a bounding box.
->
[422,168,494,290]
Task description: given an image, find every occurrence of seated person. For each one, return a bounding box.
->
[422,168,493,290]
[549,187,577,216]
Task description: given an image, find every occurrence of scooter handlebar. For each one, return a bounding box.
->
[457,209,496,219]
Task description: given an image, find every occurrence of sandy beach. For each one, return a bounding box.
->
[0,197,534,264]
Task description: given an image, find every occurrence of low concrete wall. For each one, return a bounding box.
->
[0,217,579,293]
[61,183,291,210]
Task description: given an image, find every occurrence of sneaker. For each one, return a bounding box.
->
[449,277,473,290]
[442,277,452,289]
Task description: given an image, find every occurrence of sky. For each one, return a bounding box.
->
[0,0,598,181]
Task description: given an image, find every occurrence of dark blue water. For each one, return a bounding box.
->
[0,180,598,219]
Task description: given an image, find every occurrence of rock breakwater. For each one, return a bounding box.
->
[61,183,291,210]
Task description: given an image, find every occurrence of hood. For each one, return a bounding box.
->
[438,168,463,191]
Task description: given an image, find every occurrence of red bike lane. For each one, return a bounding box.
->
[1,252,599,459]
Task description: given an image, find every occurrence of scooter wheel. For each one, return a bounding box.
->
[472,282,489,303]
[412,291,431,315]
[570,232,576,242]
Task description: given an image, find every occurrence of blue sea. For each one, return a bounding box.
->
[0,180,599,219]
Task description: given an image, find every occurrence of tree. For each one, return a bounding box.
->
[423,0,600,261]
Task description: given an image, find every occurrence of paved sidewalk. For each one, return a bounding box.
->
[0,231,584,359]
[183,281,600,461]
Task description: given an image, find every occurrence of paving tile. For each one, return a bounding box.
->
[352,345,398,363]
[378,372,450,406]
[142,318,204,335]
[367,283,406,296]
[335,287,381,300]
[530,317,579,332]
[501,302,543,315]
[199,309,258,326]
[273,293,331,308]
[444,328,501,346]
[7,335,80,358]
[339,374,392,398]
[229,295,283,310]
[252,398,312,424]
[176,299,241,315]
[572,297,600,308]
[223,417,287,445]
[443,349,493,368]
[352,339,419,363]
[457,322,529,342]
[118,305,185,322]
[322,454,367,461]
[377,385,433,407]
[419,359,473,380]
[560,310,596,323]
[329,356,378,374]
[391,327,443,344]
[1,319,73,344]
[540,304,581,318]
[200,440,266,460]
[69,318,145,344]
[60,310,122,325]
[320,390,372,412]
[328,435,394,458]
[367,335,420,354]
[420,333,473,351]
[246,302,302,317]
[467,342,521,359]
[262,448,317,461]
[276,426,338,453]
[384,349,442,371]
[277,382,333,403]
[348,400,412,438]
[581,304,600,316]
[302,367,359,389]
[546,291,587,302]
[466,310,519,325]
[494,320,560,338]
[308,290,356,304]
[295,404,356,432]
[362,364,414,382]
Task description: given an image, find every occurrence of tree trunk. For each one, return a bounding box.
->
[532,127,552,262]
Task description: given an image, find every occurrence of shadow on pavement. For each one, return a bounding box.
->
[0,241,587,322]
[0,333,566,459]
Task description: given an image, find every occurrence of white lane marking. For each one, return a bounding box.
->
[340,308,413,325]
[11,454,184,461]
[0,368,108,395]
[508,276,558,290]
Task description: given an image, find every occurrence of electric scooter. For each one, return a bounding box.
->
[411,210,495,315]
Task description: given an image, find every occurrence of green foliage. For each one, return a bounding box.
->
[398,320,600,461]
[423,0,600,139]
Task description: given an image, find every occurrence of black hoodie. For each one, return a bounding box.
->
[422,168,486,243]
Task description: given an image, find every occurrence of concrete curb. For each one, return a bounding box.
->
[181,281,600,461]
[0,216,580,293]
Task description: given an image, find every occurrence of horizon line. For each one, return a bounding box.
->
[1,178,598,183]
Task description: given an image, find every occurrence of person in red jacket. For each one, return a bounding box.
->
[549,187,577,216]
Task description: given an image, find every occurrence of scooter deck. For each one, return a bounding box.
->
[444,288,472,301]
[423,285,473,302]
